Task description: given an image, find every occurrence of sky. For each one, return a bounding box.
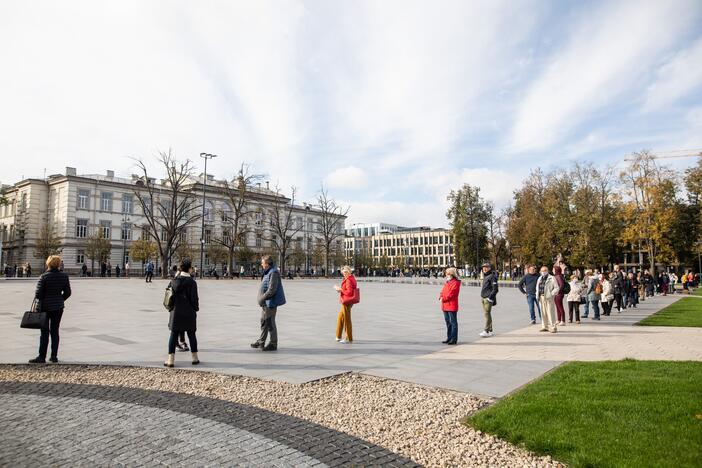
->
[1,0,702,228]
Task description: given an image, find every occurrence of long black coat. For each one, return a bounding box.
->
[35,268,71,312]
[168,274,199,332]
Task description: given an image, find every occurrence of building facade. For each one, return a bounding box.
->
[0,168,345,275]
[345,225,455,268]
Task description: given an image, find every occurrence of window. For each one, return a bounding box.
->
[142,197,152,215]
[205,201,215,222]
[99,220,111,239]
[222,229,231,245]
[256,233,262,248]
[76,250,85,264]
[121,222,132,241]
[101,192,113,211]
[122,194,133,214]
[221,203,231,223]
[140,225,150,240]
[77,189,89,209]
[179,230,187,243]
[76,219,88,238]
[20,193,27,210]
[204,228,212,244]
[255,211,263,227]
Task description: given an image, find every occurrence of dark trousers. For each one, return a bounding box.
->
[39,309,64,359]
[568,301,580,322]
[443,311,458,343]
[602,300,612,316]
[145,271,153,282]
[614,293,623,311]
[169,330,197,354]
[257,306,278,346]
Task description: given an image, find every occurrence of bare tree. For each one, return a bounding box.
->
[132,150,201,278]
[486,203,507,270]
[212,163,264,276]
[316,184,350,276]
[34,222,63,269]
[267,185,303,274]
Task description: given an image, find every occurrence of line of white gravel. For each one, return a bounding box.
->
[0,365,562,468]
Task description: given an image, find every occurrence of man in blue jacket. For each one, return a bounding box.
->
[518,265,541,324]
[251,255,286,351]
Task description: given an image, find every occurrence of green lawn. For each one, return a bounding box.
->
[639,297,702,327]
[467,361,702,468]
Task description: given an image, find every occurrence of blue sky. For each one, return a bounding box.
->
[1,0,702,228]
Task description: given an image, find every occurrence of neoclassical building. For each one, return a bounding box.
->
[0,167,345,275]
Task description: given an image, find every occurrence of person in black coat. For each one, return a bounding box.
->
[165,259,200,367]
[30,255,71,364]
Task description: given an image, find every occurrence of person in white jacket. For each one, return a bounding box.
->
[566,274,584,323]
[536,265,560,333]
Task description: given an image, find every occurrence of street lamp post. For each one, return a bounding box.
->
[304,205,310,275]
[121,213,130,276]
[199,153,217,278]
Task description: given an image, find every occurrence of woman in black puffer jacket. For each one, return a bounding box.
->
[164,259,200,367]
[30,255,71,364]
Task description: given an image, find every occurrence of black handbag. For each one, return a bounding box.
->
[20,299,48,329]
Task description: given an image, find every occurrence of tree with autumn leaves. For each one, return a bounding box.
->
[453,150,701,273]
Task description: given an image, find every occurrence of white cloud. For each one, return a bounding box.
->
[509,0,702,152]
[644,37,702,112]
[325,166,368,190]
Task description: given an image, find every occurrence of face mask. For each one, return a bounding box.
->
[541,271,548,277]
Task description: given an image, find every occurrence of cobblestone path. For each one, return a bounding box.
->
[0,381,419,467]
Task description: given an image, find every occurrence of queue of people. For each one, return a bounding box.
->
[21,252,693,367]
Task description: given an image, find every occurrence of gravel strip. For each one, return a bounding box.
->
[0,365,561,467]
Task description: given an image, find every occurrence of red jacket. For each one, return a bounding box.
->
[440,278,461,312]
[340,275,357,304]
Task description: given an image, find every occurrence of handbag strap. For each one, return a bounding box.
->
[31,298,38,312]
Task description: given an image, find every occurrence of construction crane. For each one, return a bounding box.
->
[624,149,702,161]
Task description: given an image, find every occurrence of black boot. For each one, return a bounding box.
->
[250,342,262,349]
[262,344,277,351]
[29,357,46,364]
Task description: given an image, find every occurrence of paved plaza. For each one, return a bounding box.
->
[2,277,701,467]
[2,277,700,397]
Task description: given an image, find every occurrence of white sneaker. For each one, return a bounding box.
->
[339,339,348,343]
[335,337,341,342]
[479,331,490,338]
[487,331,494,337]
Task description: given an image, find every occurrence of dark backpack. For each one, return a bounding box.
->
[561,278,571,295]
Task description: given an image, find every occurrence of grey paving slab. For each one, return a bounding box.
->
[0,277,692,397]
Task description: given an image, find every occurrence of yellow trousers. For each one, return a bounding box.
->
[336,304,353,341]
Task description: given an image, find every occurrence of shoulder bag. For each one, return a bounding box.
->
[20,299,48,329]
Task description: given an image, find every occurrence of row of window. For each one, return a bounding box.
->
[77,190,134,214]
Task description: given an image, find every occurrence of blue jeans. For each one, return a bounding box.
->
[443,311,458,343]
[526,294,541,321]
[590,300,600,319]
[582,299,590,318]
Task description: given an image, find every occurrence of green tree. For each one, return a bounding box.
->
[129,238,157,274]
[85,230,112,276]
[289,244,306,272]
[447,184,490,270]
[207,243,228,271]
[620,150,678,271]
[33,223,62,268]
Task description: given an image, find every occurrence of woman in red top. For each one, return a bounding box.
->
[439,267,461,345]
[334,265,357,343]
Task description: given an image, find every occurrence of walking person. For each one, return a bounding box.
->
[145,260,154,283]
[587,271,602,320]
[164,259,199,368]
[125,262,130,278]
[479,262,498,338]
[25,263,32,278]
[536,266,559,333]
[553,265,566,325]
[518,265,541,324]
[334,265,357,344]
[29,255,71,364]
[566,274,583,324]
[439,267,461,345]
[250,255,286,351]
